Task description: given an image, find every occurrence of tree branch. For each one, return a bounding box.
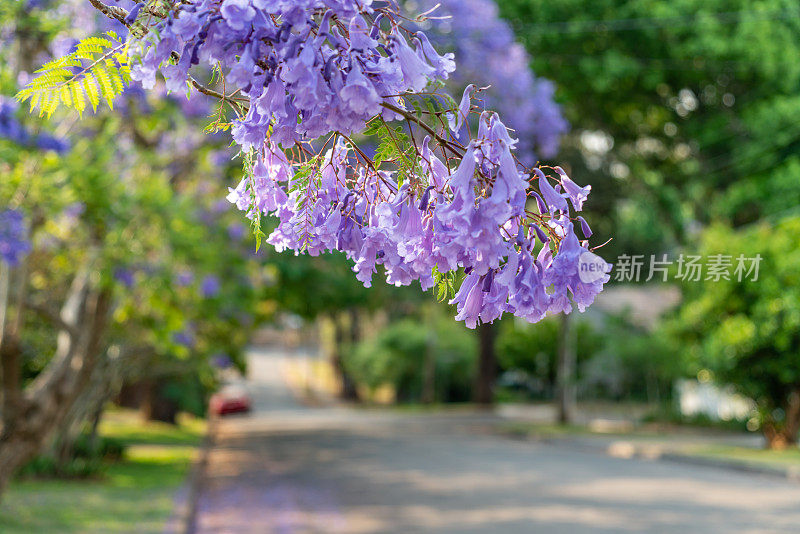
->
[189,77,226,100]
[0,263,9,349]
[25,301,79,339]
[86,0,129,26]
[27,251,95,397]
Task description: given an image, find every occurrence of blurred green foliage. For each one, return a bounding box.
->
[501,0,800,257]
[497,315,681,402]
[497,318,599,399]
[344,315,476,403]
[18,434,126,479]
[669,216,800,437]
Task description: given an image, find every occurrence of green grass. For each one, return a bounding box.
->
[501,421,589,438]
[98,408,206,446]
[689,445,800,469]
[503,421,800,472]
[0,409,205,534]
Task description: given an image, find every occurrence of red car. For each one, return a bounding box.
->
[209,383,251,416]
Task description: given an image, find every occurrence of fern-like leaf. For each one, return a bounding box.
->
[15,32,130,118]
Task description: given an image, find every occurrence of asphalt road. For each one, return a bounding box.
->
[194,348,800,534]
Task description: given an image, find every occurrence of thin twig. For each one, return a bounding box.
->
[380,102,465,157]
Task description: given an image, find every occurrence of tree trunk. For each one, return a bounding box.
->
[116,380,148,409]
[473,322,497,406]
[0,278,112,500]
[763,387,800,450]
[556,313,576,424]
[330,312,359,402]
[419,305,436,404]
[87,404,104,456]
[0,433,39,496]
[421,337,436,404]
[141,379,179,424]
[53,347,128,470]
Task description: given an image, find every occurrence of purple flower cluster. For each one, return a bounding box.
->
[211,353,232,369]
[129,0,455,148]
[0,96,70,153]
[200,274,221,298]
[172,325,196,348]
[121,1,608,327]
[113,267,136,288]
[228,105,610,328]
[414,0,569,162]
[0,209,32,267]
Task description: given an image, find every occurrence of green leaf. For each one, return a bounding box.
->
[15,33,129,117]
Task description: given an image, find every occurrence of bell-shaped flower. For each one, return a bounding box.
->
[415,32,455,79]
[391,34,435,92]
[534,168,568,213]
[450,272,484,329]
[339,62,381,116]
[508,250,551,323]
[221,0,255,31]
[419,137,449,189]
[479,250,519,324]
[348,15,377,52]
[448,84,475,133]
[556,166,591,212]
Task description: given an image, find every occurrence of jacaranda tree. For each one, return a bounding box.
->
[0,0,263,495]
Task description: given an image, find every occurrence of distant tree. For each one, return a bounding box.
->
[501,0,800,256]
[670,217,800,449]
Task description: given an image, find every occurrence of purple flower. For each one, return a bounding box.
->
[577,216,592,238]
[413,0,568,163]
[200,275,221,298]
[556,167,591,212]
[120,0,605,329]
[221,0,255,31]
[172,328,195,348]
[175,270,194,287]
[543,222,609,314]
[0,209,31,267]
[340,62,381,116]
[450,272,483,329]
[173,10,203,40]
[114,267,135,288]
[479,252,519,324]
[415,32,456,79]
[212,353,232,369]
[124,3,142,25]
[534,168,568,213]
[448,84,475,133]
[508,250,551,324]
[391,34,436,92]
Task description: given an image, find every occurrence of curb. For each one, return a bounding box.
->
[657,451,800,482]
[505,430,800,483]
[181,415,217,534]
